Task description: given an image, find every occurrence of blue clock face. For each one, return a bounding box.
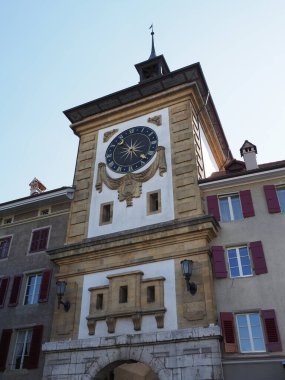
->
[105,126,158,173]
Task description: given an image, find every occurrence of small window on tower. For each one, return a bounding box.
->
[96,294,104,310]
[100,202,113,225]
[147,190,161,215]
[119,286,128,303]
[147,286,155,303]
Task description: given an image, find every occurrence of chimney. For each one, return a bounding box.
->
[240,140,258,170]
[29,178,46,195]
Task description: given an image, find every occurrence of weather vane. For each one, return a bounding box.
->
[149,24,156,59]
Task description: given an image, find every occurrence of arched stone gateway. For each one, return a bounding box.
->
[93,361,159,380]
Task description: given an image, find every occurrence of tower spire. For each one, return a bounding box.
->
[149,24,156,59]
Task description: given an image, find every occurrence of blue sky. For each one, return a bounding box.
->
[1,1,285,202]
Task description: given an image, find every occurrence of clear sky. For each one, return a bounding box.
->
[1,0,285,202]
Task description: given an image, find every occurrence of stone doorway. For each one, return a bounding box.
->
[94,360,159,380]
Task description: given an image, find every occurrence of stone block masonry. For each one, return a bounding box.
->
[42,326,223,380]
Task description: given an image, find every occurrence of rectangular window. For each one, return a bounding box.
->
[119,286,128,303]
[0,236,12,259]
[3,217,13,225]
[11,329,33,369]
[236,313,266,353]
[96,294,104,310]
[39,208,50,216]
[227,246,253,278]
[147,190,161,215]
[24,274,42,305]
[100,202,113,225]
[147,286,155,303]
[276,186,285,212]
[29,227,50,253]
[219,194,243,222]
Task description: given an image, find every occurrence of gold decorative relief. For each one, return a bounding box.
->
[103,129,119,143]
[96,146,167,206]
[147,115,162,126]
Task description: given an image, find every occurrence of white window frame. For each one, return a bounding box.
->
[226,246,253,278]
[235,313,266,353]
[11,329,32,370]
[276,186,285,212]
[24,273,42,305]
[218,194,243,222]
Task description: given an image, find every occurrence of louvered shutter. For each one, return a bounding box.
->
[212,246,227,278]
[240,190,255,218]
[220,312,237,353]
[27,325,43,369]
[250,241,268,275]
[207,195,220,221]
[261,309,282,352]
[8,275,23,307]
[38,228,49,250]
[264,185,281,213]
[0,329,12,371]
[38,270,52,303]
[0,277,10,307]
[30,230,41,252]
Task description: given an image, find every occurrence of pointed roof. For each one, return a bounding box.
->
[149,24,156,59]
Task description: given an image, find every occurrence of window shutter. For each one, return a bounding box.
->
[27,325,43,369]
[264,185,281,213]
[38,270,52,303]
[261,309,282,352]
[250,241,268,275]
[240,190,255,218]
[0,277,10,308]
[207,195,220,221]
[30,230,41,252]
[38,228,49,250]
[0,329,12,371]
[220,312,237,353]
[211,246,227,278]
[8,274,23,307]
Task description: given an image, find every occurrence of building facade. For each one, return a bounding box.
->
[201,145,285,380]
[42,47,231,379]
[0,182,74,380]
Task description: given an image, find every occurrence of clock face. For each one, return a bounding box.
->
[105,126,158,173]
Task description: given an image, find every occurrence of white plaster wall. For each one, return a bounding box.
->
[78,260,178,339]
[200,127,218,177]
[88,108,174,238]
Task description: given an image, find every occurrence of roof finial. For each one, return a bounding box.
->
[149,24,156,59]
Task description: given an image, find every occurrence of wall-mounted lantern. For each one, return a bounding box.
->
[180,259,197,295]
[56,280,70,312]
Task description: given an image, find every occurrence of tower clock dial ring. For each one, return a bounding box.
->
[105,126,158,173]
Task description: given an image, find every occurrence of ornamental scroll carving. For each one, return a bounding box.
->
[96,146,167,206]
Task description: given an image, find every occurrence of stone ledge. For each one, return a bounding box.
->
[42,326,221,352]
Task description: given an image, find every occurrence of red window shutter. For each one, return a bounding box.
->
[212,246,227,278]
[220,312,237,353]
[264,185,281,213]
[250,241,268,275]
[8,275,23,307]
[38,269,52,303]
[0,277,10,308]
[27,325,43,369]
[38,228,49,250]
[0,329,12,371]
[30,230,41,252]
[207,195,220,221]
[240,190,255,218]
[261,309,282,352]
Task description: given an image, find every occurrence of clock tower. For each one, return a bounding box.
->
[43,33,231,380]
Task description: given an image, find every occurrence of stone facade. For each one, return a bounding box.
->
[43,326,223,380]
